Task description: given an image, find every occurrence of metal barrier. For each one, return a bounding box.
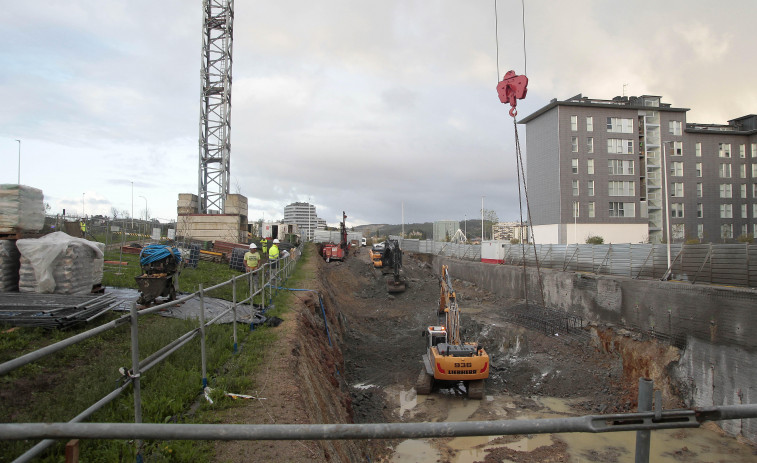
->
[0,247,301,463]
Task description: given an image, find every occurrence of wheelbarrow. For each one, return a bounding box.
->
[135,273,177,306]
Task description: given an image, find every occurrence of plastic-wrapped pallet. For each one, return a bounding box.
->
[92,241,105,286]
[16,232,104,295]
[0,185,45,233]
[0,240,20,292]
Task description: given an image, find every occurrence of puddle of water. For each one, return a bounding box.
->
[352,382,375,390]
[398,388,417,417]
[446,398,481,422]
[503,433,553,451]
[390,439,438,463]
[537,396,585,414]
[560,427,757,463]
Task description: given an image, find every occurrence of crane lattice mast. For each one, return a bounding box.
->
[198,0,234,214]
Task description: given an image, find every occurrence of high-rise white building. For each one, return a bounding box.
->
[283,202,326,241]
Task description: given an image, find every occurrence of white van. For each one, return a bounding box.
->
[361,237,367,247]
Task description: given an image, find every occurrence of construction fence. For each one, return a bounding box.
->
[401,238,757,288]
[0,247,301,463]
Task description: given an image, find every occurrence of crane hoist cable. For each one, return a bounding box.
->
[494,0,546,310]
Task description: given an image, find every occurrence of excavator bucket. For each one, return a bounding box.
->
[387,279,406,293]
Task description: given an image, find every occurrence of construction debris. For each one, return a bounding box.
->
[0,293,119,329]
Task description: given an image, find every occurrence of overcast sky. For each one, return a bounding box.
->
[2,1,755,228]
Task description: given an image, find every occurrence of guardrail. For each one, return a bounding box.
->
[0,247,301,463]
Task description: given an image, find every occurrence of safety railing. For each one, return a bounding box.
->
[0,246,301,463]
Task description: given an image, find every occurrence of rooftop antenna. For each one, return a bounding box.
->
[622,83,629,97]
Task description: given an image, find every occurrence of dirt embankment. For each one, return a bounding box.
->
[213,251,369,462]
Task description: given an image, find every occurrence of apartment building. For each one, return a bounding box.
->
[283,202,326,241]
[520,94,757,244]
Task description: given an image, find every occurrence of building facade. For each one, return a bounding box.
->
[283,202,326,241]
[433,220,459,242]
[492,222,528,242]
[520,94,757,244]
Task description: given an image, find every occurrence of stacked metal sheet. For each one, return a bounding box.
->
[0,184,44,233]
[0,293,119,329]
[0,240,20,292]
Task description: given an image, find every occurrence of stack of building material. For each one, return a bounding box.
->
[0,184,45,234]
[16,232,105,295]
[0,240,20,292]
[177,194,199,215]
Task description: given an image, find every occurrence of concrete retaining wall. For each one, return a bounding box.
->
[431,255,757,442]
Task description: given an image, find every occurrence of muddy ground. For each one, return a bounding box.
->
[214,247,757,463]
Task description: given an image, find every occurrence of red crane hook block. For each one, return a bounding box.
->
[496,70,528,117]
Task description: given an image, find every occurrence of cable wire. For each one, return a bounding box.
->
[521,0,527,75]
[494,0,500,80]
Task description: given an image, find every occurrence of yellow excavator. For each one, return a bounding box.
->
[416,265,489,399]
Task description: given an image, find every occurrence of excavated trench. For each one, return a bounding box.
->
[215,248,757,462]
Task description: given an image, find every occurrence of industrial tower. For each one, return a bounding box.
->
[198,0,234,214]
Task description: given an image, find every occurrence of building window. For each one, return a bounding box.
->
[696,183,703,198]
[571,115,578,131]
[572,201,579,218]
[753,184,757,198]
[608,159,634,175]
[695,162,703,177]
[697,203,703,218]
[671,203,684,218]
[740,164,747,179]
[608,139,634,154]
[586,116,593,132]
[752,143,757,158]
[672,141,683,156]
[587,159,594,175]
[698,223,704,239]
[588,202,595,218]
[609,202,635,217]
[607,117,633,133]
[719,163,732,178]
[572,180,579,196]
[739,144,746,158]
[741,184,747,198]
[695,142,702,157]
[754,204,757,219]
[742,204,748,218]
[754,224,757,239]
[608,181,635,196]
[571,158,578,174]
[721,223,733,239]
[587,137,594,153]
[720,204,733,218]
[669,121,682,135]
[587,180,595,196]
[571,137,578,152]
[671,182,684,197]
[752,164,757,177]
[671,161,683,177]
[742,224,749,237]
[719,143,731,158]
[719,184,732,198]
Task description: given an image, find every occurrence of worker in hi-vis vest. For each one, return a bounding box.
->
[79,220,86,238]
[268,239,280,260]
[261,237,268,256]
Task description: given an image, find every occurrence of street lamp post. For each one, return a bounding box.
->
[139,195,148,241]
[82,193,85,218]
[14,139,21,184]
[131,181,134,229]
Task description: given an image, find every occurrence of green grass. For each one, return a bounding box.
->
[0,245,312,462]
